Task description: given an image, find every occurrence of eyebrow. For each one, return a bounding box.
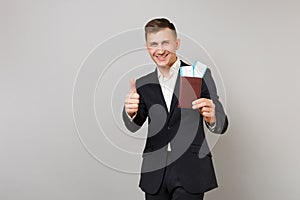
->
[149,41,158,45]
[148,40,170,45]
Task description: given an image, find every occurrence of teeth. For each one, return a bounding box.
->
[157,56,166,60]
[157,54,168,58]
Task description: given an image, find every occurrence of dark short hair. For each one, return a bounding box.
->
[144,18,177,40]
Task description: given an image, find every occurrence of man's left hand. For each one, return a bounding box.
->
[192,98,216,124]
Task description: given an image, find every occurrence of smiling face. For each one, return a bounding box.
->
[145,28,180,68]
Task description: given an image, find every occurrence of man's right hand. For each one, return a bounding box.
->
[125,78,140,118]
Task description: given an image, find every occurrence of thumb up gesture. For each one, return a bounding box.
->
[125,79,140,117]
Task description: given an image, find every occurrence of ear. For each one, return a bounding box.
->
[176,38,181,50]
[145,43,149,51]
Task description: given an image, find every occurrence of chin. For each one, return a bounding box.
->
[157,62,170,68]
[154,59,170,67]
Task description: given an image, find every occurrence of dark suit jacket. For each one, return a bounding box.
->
[122,61,228,194]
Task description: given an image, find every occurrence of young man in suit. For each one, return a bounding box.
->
[123,18,228,200]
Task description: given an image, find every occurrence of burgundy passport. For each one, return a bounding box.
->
[178,76,202,109]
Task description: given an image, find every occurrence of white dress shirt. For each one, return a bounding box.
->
[157,58,181,112]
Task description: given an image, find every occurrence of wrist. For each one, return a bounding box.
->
[205,116,216,125]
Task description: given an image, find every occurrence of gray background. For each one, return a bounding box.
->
[1,0,300,199]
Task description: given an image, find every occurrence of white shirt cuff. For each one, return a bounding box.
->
[126,111,137,122]
[206,121,216,131]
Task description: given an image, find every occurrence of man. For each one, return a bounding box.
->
[123,18,228,200]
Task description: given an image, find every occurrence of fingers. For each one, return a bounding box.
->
[199,107,215,117]
[125,78,139,116]
[192,98,216,119]
[192,98,215,110]
[200,109,215,118]
[125,95,139,115]
[130,78,137,93]
[125,93,140,104]
[126,92,139,100]
[200,106,214,113]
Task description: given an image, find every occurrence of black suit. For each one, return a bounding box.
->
[123,61,228,195]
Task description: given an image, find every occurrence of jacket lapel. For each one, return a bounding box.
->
[168,72,180,115]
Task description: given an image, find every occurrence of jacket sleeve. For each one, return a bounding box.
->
[201,68,229,134]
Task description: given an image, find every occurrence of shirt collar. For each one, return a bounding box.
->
[157,58,181,79]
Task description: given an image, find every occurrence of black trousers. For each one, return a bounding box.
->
[145,153,204,200]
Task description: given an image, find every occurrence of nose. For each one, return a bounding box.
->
[157,48,164,54]
[156,44,165,53]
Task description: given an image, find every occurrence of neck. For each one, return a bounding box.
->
[158,66,170,78]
